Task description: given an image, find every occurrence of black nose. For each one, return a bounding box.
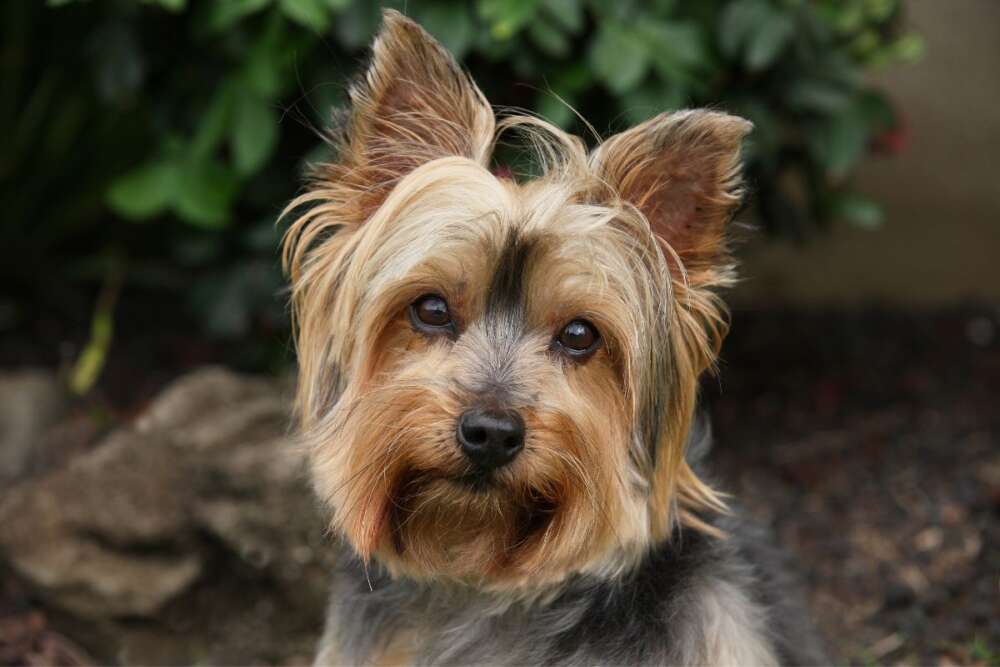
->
[456,408,525,471]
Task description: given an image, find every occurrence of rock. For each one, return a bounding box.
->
[0,424,201,617]
[0,367,331,664]
[0,369,67,483]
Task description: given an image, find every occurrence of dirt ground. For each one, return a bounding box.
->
[1,306,998,665]
[705,308,999,665]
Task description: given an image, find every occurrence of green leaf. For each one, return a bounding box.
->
[478,0,541,40]
[650,0,677,12]
[718,0,770,59]
[191,85,235,159]
[146,0,187,12]
[529,17,570,57]
[849,28,881,59]
[815,51,864,88]
[279,0,330,32]
[106,161,178,220]
[208,0,272,32]
[864,0,896,22]
[172,159,238,229]
[551,63,594,93]
[414,3,474,59]
[807,109,870,178]
[784,79,852,113]
[831,3,865,34]
[745,13,795,70]
[243,15,290,98]
[586,0,628,21]
[889,33,925,63]
[590,23,649,94]
[828,192,883,229]
[622,85,686,125]
[541,0,583,33]
[656,22,706,67]
[856,90,896,130]
[639,21,707,82]
[332,1,381,49]
[231,94,279,175]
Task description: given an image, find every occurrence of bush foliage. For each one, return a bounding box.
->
[3,0,920,346]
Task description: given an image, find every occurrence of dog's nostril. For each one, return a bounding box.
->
[465,426,487,444]
[456,408,525,471]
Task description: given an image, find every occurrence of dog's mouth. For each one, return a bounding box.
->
[449,470,498,493]
[395,466,515,496]
[384,468,561,575]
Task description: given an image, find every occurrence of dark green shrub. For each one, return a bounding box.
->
[2,0,920,353]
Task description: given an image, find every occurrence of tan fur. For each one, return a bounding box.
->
[283,10,751,593]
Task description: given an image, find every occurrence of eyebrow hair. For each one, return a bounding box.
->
[484,227,534,326]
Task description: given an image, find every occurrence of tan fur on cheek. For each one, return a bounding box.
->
[308,338,463,561]
[514,356,646,579]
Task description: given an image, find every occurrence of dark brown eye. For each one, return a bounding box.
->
[556,319,599,357]
[411,294,453,331]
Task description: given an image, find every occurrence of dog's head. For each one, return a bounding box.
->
[283,10,750,588]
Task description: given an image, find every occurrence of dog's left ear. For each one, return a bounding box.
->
[339,9,495,222]
[590,110,752,286]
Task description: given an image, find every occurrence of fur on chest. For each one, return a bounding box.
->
[317,531,785,666]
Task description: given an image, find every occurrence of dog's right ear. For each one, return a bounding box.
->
[334,9,495,222]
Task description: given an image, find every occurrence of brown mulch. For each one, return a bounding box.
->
[1,306,998,665]
[706,308,1000,665]
[0,578,93,666]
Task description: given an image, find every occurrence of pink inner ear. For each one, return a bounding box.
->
[327,11,496,226]
[593,110,750,284]
[634,171,718,279]
[492,165,515,180]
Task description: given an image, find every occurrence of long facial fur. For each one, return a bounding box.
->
[282,10,751,592]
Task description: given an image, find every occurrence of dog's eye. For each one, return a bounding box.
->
[555,319,599,357]
[411,294,453,331]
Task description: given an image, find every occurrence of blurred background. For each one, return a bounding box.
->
[0,0,997,664]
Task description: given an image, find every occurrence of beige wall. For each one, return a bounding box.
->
[733,0,1000,307]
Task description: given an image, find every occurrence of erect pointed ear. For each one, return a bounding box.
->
[590,110,752,286]
[331,10,495,223]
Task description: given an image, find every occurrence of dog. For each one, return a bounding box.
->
[282,10,827,665]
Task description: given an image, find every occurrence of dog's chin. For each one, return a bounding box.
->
[365,469,563,583]
[447,470,503,494]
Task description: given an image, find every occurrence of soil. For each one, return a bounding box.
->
[704,308,1000,665]
[1,306,998,665]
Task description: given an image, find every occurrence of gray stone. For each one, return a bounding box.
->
[0,369,67,483]
[0,367,331,664]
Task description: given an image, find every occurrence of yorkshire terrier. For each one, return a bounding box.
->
[283,10,826,665]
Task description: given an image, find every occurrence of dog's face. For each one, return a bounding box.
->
[284,11,750,588]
